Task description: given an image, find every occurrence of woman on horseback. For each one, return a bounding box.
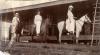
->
[66,5,75,35]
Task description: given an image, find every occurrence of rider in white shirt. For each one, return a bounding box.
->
[11,13,20,33]
[8,13,20,48]
[66,5,75,34]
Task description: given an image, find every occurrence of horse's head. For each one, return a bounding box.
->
[84,14,91,23]
[45,17,52,26]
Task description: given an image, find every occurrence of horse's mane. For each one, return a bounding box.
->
[76,14,87,21]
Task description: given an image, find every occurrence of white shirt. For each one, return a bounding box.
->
[67,10,74,21]
[12,17,19,26]
[34,14,42,24]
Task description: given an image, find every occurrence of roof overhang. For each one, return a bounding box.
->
[0,0,88,14]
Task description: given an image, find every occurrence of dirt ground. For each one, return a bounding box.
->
[0,35,100,55]
[0,41,100,55]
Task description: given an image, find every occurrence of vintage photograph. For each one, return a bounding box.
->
[0,0,100,55]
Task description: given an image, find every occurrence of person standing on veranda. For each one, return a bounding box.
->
[8,13,20,48]
[34,10,42,37]
[66,5,76,35]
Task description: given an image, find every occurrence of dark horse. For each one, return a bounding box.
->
[30,16,51,42]
[9,17,51,42]
[9,21,24,42]
[40,17,51,41]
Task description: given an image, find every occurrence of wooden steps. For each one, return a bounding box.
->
[93,0,100,34]
[91,0,100,45]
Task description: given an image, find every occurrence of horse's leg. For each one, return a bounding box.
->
[8,33,16,48]
[76,31,80,44]
[31,33,34,41]
[58,30,62,43]
[16,34,20,42]
[16,28,22,42]
[31,27,34,41]
[44,30,47,42]
[57,25,61,43]
[45,27,48,42]
[57,21,64,43]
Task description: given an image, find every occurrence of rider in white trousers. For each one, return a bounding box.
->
[8,13,20,48]
[66,5,75,34]
[34,11,42,37]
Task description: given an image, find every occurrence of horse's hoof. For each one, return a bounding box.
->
[67,33,70,35]
[64,43,68,44]
[58,41,61,44]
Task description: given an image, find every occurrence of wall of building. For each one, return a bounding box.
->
[1,1,94,36]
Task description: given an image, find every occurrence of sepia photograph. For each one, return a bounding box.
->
[0,0,100,55]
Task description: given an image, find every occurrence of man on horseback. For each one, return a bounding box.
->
[34,10,42,37]
[66,5,75,35]
[8,13,20,48]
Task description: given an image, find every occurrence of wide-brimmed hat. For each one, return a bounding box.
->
[15,13,19,15]
[68,5,74,8]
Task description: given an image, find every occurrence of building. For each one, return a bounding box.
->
[0,0,100,44]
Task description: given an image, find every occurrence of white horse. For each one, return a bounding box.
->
[57,14,91,43]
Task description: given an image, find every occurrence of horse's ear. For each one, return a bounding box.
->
[85,14,89,17]
[85,14,88,16]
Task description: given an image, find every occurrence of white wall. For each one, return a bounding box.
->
[0,21,11,41]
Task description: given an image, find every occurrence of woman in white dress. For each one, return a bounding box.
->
[66,5,75,34]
